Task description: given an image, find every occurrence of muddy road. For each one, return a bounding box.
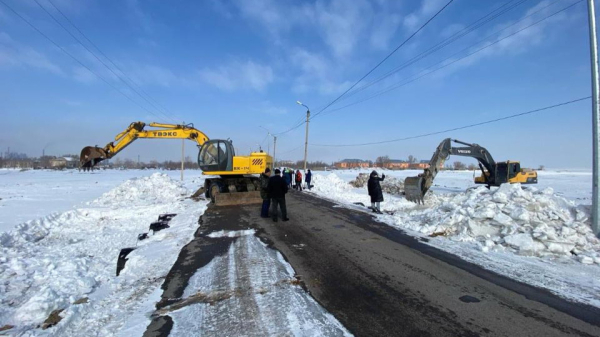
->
[145,191,600,337]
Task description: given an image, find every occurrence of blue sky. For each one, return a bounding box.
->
[0,0,595,168]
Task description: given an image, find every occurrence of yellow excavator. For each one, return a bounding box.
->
[80,122,272,206]
[404,138,538,203]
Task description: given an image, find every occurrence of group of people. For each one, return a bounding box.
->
[280,168,312,191]
[259,167,313,222]
[259,168,387,220]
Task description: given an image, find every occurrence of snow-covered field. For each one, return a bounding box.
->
[307,168,600,308]
[0,169,205,233]
[0,170,351,336]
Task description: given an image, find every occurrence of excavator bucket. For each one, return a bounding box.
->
[80,146,108,171]
[404,176,425,204]
[213,191,263,206]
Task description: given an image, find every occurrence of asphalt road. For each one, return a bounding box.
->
[146,191,600,337]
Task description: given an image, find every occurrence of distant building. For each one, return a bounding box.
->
[49,157,78,169]
[410,160,430,169]
[334,159,371,169]
[376,159,410,169]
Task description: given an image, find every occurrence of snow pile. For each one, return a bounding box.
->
[311,173,600,264]
[402,184,600,262]
[91,172,187,207]
[0,173,207,336]
[311,173,354,195]
[349,173,404,195]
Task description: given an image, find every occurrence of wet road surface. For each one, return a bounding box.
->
[145,191,600,337]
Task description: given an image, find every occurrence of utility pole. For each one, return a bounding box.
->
[273,136,277,168]
[259,126,277,169]
[589,0,600,237]
[181,138,184,181]
[296,101,310,172]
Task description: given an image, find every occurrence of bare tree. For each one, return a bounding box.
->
[453,161,467,170]
[467,163,477,171]
[408,155,417,164]
[376,155,391,168]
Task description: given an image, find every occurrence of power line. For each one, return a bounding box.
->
[275,0,455,136]
[337,0,532,103]
[0,0,166,120]
[33,0,176,123]
[312,0,455,119]
[278,145,304,155]
[311,96,591,147]
[318,0,582,117]
[46,0,175,121]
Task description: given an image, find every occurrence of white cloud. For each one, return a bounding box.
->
[0,32,63,75]
[199,60,274,91]
[130,64,178,87]
[290,48,352,95]
[72,66,96,84]
[258,100,288,115]
[311,0,372,58]
[370,13,402,50]
[403,0,447,30]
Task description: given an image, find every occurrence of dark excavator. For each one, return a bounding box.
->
[404,138,538,203]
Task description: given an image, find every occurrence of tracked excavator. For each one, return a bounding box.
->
[404,138,538,204]
[80,122,272,206]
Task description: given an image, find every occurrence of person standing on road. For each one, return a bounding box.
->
[268,168,289,222]
[283,168,291,189]
[305,169,312,190]
[295,170,303,191]
[259,168,271,218]
[367,170,385,214]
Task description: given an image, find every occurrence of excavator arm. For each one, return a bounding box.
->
[404,138,497,203]
[80,122,209,170]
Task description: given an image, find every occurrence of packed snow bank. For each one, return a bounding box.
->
[307,172,600,307]
[92,173,188,207]
[0,173,208,336]
[349,173,404,195]
[168,230,352,336]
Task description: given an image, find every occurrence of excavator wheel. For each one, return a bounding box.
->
[208,181,222,204]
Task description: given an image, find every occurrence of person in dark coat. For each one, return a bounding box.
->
[259,168,271,218]
[268,168,289,222]
[367,170,385,214]
[305,169,312,190]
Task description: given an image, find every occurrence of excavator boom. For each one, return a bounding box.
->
[80,122,208,170]
[80,121,273,206]
[404,138,536,203]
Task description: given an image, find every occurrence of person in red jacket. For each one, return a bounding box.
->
[295,170,303,191]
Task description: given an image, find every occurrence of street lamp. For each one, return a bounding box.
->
[259,126,277,168]
[296,101,310,172]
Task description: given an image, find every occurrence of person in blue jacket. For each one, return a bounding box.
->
[305,169,312,190]
[283,168,292,188]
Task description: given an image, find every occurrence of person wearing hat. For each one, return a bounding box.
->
[267,168,289,222]
[259,167,271,218]
[367,170,385,214]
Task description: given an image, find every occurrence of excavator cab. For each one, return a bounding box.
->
[495,162,510,184]
[198,139,234,172]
